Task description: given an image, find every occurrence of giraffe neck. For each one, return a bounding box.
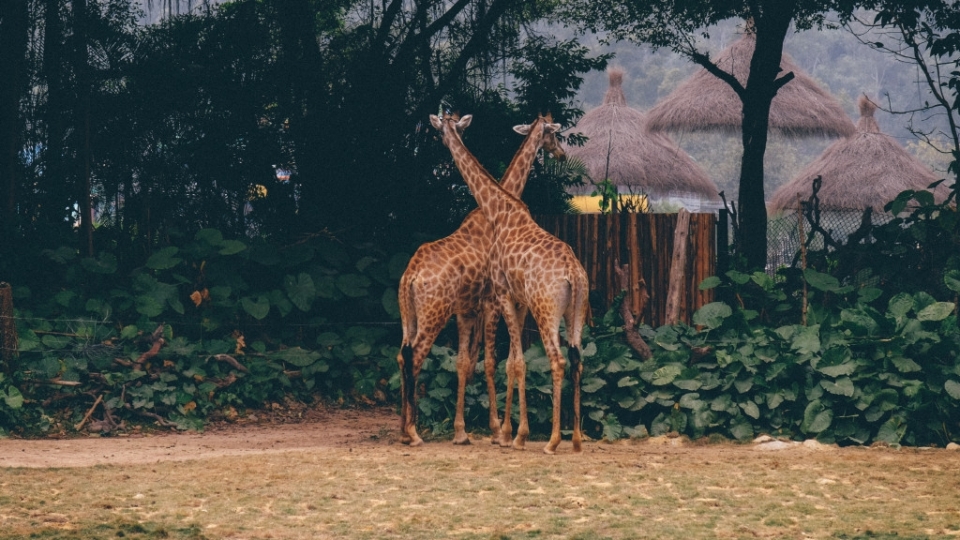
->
[500,119,543,198]
[443,122,519,225]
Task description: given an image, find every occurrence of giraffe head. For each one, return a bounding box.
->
[512,113,566,161]
[429,112,472,149]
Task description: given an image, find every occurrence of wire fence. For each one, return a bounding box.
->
[766,205,894,273]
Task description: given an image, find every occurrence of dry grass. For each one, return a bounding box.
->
[3,436,960,540]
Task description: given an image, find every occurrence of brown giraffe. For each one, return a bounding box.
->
[396,113,565,447]
[430,112,590,454]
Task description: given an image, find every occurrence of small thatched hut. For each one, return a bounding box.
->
[768,95,951,213]
[568,68,721,212]
[646,32,856,138]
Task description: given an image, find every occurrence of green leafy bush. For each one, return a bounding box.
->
[3,229,404,435]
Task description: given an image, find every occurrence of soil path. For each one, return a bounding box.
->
[0,406,399,468]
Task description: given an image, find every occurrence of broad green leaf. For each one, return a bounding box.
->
[53,290,76,307]
[3,386,24,409]
[943,380,960,400]
[739,401,760,419]
[274,347,321,367]
[801,400,833,434]
[241,295,270,320]
[195,228,224,245]
[317,332,343,348]
[725,270,750,285]
[120,325,139,340]
[617,376,638,388]
[945,270,960,293]
[582,377,606,393]
[876,416,906,444]
[651,364,683,386]
[146,247,182,270]
[135,295,164,317]
[888,293,914,318]
[857,287,882,304]
[41,334,71,350]
[816,347,856,377]
[766,393,784,410]
[698,276,721,290]
[336,274,371,297]
[81,253,118,274]
[284,273,317,312]
[218,240,247,255]
[268,289,294,318]
[791,325,821,355]
[916,302,955,322]
[891,356,922,373]
[382,289,400,319]
[673,378,702,391]
[729,420,754,441]
[692,302,732,330]
[388,253,411,280]
[821,377,855,397]
[804,268,840,292]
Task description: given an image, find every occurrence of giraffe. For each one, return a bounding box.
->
[396,113,565,447]
[429,112,590,454]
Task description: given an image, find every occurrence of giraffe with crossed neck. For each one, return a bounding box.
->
[428,111,590,454]
[396,112,565,447]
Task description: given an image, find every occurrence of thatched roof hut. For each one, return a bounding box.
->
[768,95,951,213]
[646,33,856,138]
[568,68,720,210]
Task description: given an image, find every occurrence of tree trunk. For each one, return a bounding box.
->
[42,0,70,233]
[0,282,18,374]
[274,0,329,236]
[736,3,796,271]
[0,0,29,256]
[73,0,94,256]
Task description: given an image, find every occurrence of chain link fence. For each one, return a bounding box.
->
[766,205,895,273]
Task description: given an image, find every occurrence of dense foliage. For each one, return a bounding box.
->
[2,186,958,445]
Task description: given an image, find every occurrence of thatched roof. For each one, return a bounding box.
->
[567,68,720,202]
[646,33,856,138]
[768,95,951,212]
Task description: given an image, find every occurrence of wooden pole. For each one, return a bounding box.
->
[665,209,691,325]
[0,282,17,374]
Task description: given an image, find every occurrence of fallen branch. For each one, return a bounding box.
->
[124,404,177,428]
[135,338,165,365]
[74,394,104,431]
[614,263,652,360]
[213,354,248,372]
[25,377,82,387]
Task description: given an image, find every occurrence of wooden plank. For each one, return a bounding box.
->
[665,209,691,325]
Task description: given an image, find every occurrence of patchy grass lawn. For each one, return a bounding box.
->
[2,426,960,540]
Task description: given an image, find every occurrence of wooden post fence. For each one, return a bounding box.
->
[534,213,716,328]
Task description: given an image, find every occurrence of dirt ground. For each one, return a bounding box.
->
[1,403,958,469]
[0,405,400,468]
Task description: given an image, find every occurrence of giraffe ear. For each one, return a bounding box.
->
[456,114,473,131]
[545,123,562,133]
[429,115,443,131]
[513,124,531,135]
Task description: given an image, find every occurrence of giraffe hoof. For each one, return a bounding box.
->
[452,436,471,445]
[408,438,424,447]
[542,445,556,455]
